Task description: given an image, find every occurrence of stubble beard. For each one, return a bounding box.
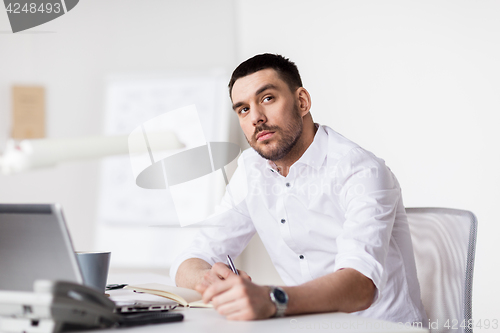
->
[247,104,303,162]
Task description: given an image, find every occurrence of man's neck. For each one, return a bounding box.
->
[272,122,317,177]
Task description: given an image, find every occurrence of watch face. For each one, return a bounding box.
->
[274,288,287,303]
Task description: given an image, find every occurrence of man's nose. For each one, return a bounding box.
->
[251,105,266,126]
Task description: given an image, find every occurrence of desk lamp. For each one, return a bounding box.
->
[0,132,183,175]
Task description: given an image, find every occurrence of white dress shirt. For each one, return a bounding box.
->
[170,125,427,324]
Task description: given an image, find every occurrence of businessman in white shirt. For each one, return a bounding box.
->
[170,54,427,324]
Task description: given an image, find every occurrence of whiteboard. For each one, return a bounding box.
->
[95,72,233,268]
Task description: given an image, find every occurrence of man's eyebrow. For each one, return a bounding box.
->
[232,84,278,111]
[255,83,278,96]
[232,101,244,111]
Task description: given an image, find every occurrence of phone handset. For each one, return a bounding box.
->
[34,280,115,310]
[34,280,119,329]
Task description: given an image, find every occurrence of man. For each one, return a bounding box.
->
[170,54,427,324]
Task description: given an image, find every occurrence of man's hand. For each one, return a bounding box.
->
[197,274,276,320]
[175,258,251,290]
[195,261,252,292]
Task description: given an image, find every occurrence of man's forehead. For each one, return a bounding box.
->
[231,68,287,99]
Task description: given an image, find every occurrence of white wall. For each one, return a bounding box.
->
[1,0,499,328]
[0,0,238,253]
[235,0,500,328]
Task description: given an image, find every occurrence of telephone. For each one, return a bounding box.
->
[0,280,183,333]
[38,280,120,328]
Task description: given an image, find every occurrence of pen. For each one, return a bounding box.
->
[226,255,239,275]
[105,283,128,291]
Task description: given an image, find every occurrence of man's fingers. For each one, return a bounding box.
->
[215,296,250,318]
[200,267,224,285]
[212,261,252,281]
[202,275,241,303]
[195,279,210,294]
[202,280,231,303]
[210,280,245,308]
[200,276,272,320]
[195,266,226,294]
[212,262,233,280]
[237,270,252,281]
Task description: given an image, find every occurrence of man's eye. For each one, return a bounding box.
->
[263,96,273,102]
[239,107,249,114]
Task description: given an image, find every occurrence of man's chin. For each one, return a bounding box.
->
[253,146,283,161]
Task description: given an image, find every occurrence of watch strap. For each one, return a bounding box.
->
[269,286,288,317]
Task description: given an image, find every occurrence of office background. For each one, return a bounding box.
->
[0,0,498,330]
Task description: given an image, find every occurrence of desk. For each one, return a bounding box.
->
[93,306,429,333]
[103,273,429,333]
[0,273,428,333]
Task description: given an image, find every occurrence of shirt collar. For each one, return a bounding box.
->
[265,123,328,173]
[294,123,328,169]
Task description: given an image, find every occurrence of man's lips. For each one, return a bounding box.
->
[256,131,274,141]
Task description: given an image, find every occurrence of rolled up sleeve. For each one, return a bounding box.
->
[333,148,400,303]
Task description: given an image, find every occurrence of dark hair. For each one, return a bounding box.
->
[228,53,303,98]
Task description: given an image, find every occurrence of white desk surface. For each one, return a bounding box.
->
[102,273,429,333]
[98,307,429,333]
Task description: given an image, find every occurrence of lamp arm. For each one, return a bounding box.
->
[0,131,183,175]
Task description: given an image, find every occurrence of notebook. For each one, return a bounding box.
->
[125,283,213,308]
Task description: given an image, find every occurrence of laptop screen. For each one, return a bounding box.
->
[0,203,83,291]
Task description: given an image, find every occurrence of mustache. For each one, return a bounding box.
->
[254,124,279,138]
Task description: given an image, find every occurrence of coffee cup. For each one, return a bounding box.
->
[75,251,111,293]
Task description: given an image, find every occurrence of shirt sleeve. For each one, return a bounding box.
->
[169,154,256,283]
[333,147,401,303]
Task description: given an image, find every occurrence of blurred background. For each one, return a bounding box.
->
[0,0,498,329]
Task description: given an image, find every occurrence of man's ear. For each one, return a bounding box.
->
[296,87,312,116]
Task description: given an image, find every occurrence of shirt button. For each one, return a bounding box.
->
[299,255,304,259]
[286,182,291,187]
[281,219,286,224]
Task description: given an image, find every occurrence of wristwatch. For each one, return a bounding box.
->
[269,286,288,317]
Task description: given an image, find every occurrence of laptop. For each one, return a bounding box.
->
[0,203,184,330]
[0,203,178,312]
[0,204,83,292]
